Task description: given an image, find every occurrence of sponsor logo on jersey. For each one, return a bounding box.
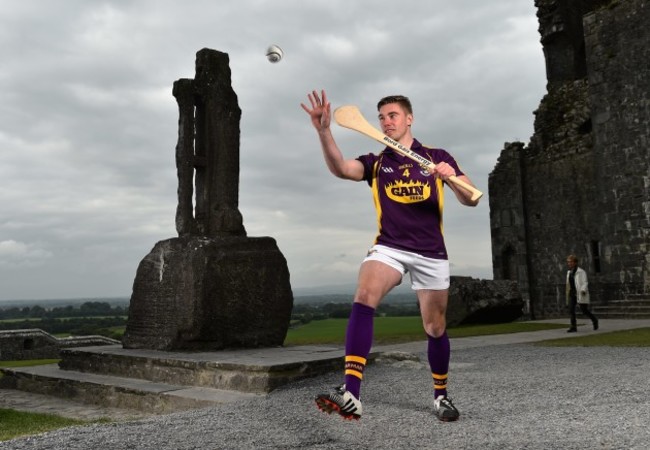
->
[384,180,431,203]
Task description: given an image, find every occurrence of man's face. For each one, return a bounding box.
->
[567,259,577,270]
[378,103,413,142]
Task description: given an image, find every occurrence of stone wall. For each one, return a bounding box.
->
[447,277,523,326]
[488,142,529,311]
[0,329,120,361]
[489,0,649,318]
[583,1,650,301]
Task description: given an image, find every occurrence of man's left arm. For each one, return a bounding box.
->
[428,151,480,207]
[446,174,480,207]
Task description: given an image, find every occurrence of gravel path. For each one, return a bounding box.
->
[2,344,648,450]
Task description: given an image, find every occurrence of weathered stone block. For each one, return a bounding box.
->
[0,329,120,361]
[123,236,293,351]
[447,276,524,326]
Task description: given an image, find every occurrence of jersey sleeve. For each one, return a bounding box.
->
[356,152,380,186]
[430,148,465,178]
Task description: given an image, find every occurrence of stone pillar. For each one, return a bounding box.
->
[173,49,245,237]
[123,49,293,351]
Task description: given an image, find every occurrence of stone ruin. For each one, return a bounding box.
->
[446,277,523,327]
[122,49,293,351]
[489,0,650,318]
[0,329,119,361]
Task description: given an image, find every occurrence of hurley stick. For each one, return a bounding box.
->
[333,105,483,201]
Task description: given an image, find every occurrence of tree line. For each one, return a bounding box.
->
[0,300,421,339]
[0,301,127,320]
[0,301,127,341]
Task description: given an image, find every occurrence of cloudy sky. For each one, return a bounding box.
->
[0,0,546,301]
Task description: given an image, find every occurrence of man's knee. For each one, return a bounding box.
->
[423,315,447,337]
[426,325,447,338]
[354,288,381,307]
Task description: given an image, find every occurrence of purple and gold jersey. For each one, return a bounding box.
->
[356,139,464,260]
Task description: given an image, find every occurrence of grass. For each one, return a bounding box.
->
[447,322,567,338]
[0,359,60,369]
[0,358,105,442]
[108,325,126,337]
[284,317,568,346]
[536,327,650,347]
[0,409,92,441]
[285,317,650,347]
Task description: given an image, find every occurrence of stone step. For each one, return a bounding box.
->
[589,310,650,319]
[593,313,650,319]
[0,363,262,414]
[591,297,650,319]
[592,305,650,314]
[0,343,349,414]
[592,305,650,311]
[596,298,650,307]
[57,344,345,394]
[621,294,650,300]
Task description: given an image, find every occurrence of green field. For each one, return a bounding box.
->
[284,317,570,345]
[0,317,42,323]
[536,327,650,347]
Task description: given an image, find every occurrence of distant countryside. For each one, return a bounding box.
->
[0,293,422,341]
[4,295,645,349]
[0,301,129,341]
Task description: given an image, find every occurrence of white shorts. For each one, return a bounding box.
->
[362,244,450,290]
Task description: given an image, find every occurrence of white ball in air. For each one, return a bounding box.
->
[266,45,284,63]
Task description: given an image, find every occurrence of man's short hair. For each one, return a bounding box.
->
[377,95,413,115]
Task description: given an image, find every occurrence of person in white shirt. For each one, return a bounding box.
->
[566,254,599,332]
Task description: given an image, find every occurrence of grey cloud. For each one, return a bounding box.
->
[0,0,545,300]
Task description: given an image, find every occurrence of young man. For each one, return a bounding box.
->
[565,254,599,332]
[300,90,480,422]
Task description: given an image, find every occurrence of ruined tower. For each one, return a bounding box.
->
[489,0,650,318]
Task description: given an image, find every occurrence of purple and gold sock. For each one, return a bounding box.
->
[344,302,375,400]
[427,331,450,398]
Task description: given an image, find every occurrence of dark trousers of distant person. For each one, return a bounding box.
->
[569,294,598,330]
